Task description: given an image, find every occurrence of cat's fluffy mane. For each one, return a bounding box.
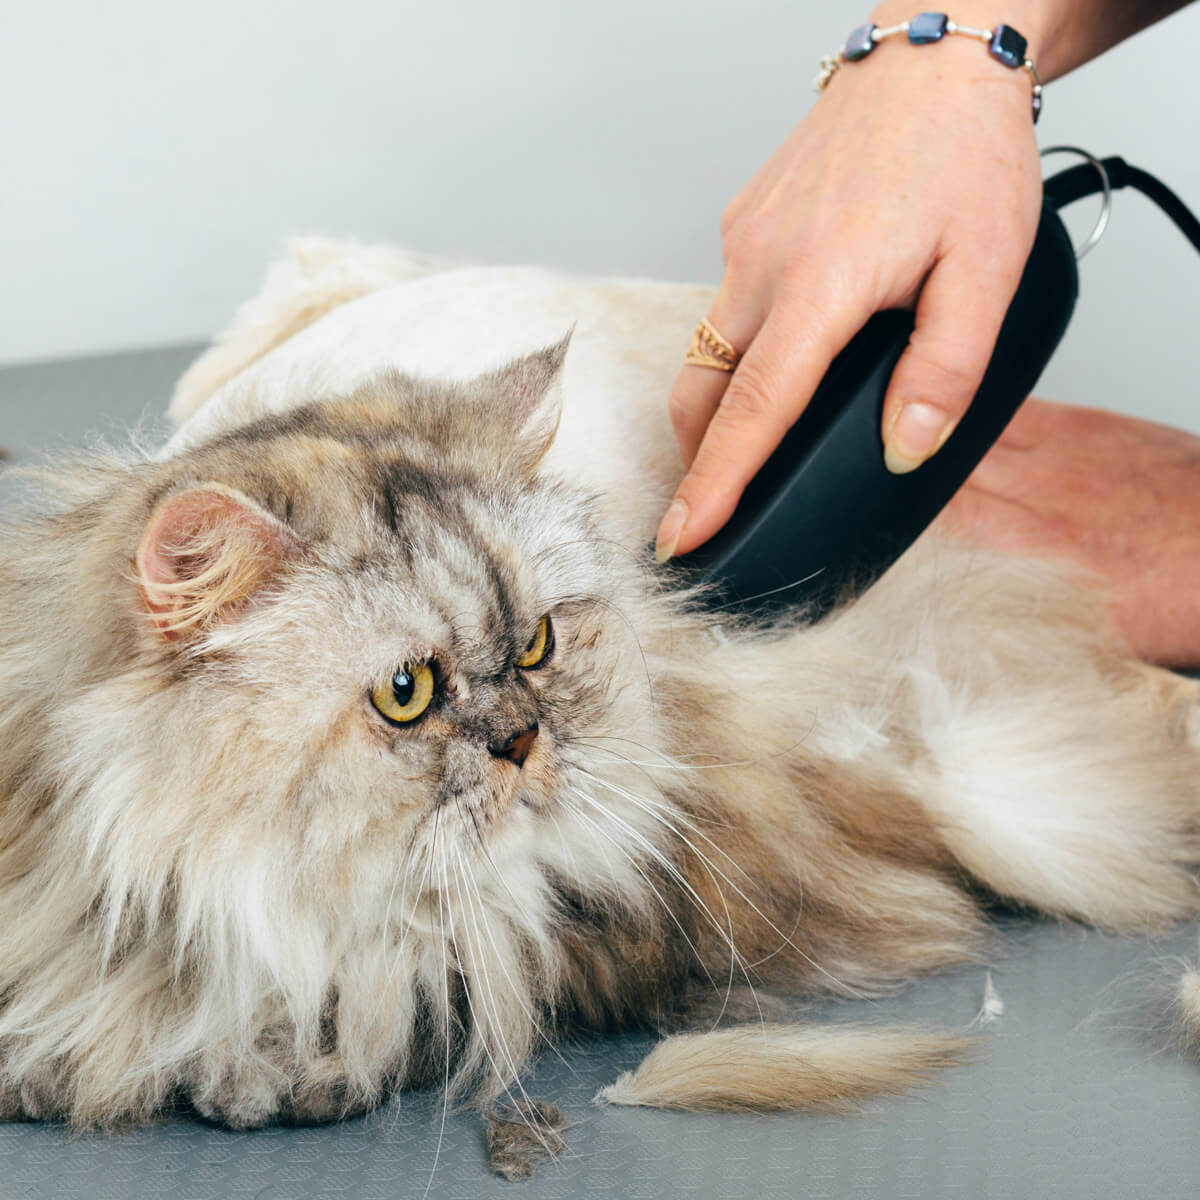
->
[1,240,1199,1151]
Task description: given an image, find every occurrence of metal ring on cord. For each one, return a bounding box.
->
[1040,144,1112,260]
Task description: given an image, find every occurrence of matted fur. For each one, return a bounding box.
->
[1,243,1199,1153]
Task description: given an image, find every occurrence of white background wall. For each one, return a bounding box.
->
[3,2,1198,429]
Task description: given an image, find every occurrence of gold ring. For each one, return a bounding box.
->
[685,317,740,372]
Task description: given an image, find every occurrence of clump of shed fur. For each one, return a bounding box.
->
[595,1025,972,1113]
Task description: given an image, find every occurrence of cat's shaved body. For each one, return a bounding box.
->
[1,242,1198,1160]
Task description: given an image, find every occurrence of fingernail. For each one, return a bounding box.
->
[884,403,954,474]
[655,499,688,564]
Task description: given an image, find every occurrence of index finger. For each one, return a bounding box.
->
[657,293,866,560]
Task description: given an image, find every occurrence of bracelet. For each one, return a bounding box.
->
[814,13,1043,122]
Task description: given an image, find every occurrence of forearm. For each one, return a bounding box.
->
[868,1,1195,80]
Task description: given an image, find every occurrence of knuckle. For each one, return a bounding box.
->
[903,341,988,409]
[722,360,779,423]
[929,353,981,393]
[948,236,1026,293]
[777,247,823,297]
[719,197,743,240]
[721,212,770,273]
[777,252,857,324]
[682,452,747,509]
[782,244,859,312]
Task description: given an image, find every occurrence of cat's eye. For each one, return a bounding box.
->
[371,662,435,724]
[516,614,554,670]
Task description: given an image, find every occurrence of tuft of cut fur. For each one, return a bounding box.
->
[1177,967,1200,1050]
[971,973,1005,1027]
[486,1099,568,1180]
[594,1025,973,1114]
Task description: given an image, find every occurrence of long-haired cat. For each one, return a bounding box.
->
[2,240,1198,1171]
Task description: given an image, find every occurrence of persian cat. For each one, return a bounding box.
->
[2,240,1198,1170]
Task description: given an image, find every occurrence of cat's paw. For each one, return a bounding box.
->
[188,1063,290,1131]
[0,1064,70,1123]
[0,1081,25,1122]
[192,1079,374,1130]
[276,1076,376,1127]
[187,1054,378,1130]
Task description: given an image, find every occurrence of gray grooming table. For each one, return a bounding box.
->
[1,348,1198,1200]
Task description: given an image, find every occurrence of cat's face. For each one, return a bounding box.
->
[91,348,673,961]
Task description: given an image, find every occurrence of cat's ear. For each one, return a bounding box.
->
[476,332,571,476]
[136,484,300,641]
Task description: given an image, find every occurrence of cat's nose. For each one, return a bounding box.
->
[489,721,539,768]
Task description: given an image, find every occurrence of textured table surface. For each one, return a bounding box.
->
[1,348,1198,1200]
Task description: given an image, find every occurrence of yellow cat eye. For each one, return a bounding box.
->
[371,662,435,724]
[516,614,554,670]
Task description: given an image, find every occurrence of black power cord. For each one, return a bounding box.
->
[1044,156,1200,255]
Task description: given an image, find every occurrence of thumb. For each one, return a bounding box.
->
[881,254,1021,475]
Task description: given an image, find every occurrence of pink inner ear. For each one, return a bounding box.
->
[137,486,294,640]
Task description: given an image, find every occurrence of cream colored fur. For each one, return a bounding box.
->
[595,1025,972,1112]
[169,239,450,426]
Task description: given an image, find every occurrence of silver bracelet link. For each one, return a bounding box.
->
[814,12,1043,122]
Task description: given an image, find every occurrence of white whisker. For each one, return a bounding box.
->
[569,784,736,944]
[379,828,424,997]
[570,777,752,1025]
[444,852,561,1162]
[567,731,814,773]
[568,785,750,1020]
[580,770,755,886]
[577,771,863,999]
[453,844,570,1069]
[420,818,452,1200]
[543,806,587,884]
[560,794,721,996]
[440,855,523,1103]
[389,811,442,989]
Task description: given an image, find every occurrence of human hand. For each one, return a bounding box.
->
[657,27,1043,561]
[940,398,1200,668]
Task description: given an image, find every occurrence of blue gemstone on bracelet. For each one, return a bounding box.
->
[843,23,877,61]
[908,12,949,44]
[989,23,1027,68]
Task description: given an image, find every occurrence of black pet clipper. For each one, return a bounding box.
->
[671,156,1200,620]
